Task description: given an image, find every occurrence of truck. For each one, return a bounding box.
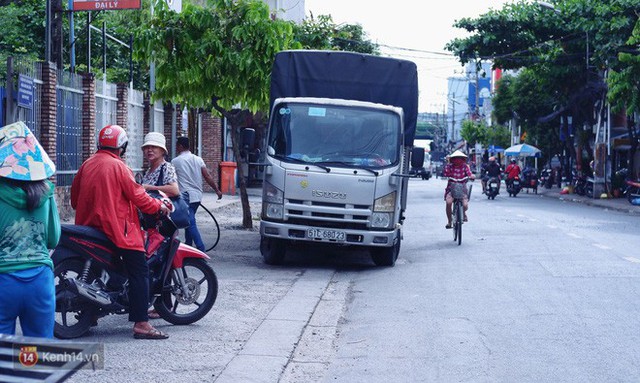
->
[259,50,419,267]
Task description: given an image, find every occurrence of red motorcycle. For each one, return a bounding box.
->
[625,178,640,204]
[52,209,218,339]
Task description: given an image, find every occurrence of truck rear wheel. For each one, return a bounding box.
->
[370,234,400,267]
[261,237,286,265]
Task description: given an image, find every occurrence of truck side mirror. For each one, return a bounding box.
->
[240,128,255,159]
[411,147,425,168]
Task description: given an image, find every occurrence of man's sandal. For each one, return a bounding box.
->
[445,224,452,229]
[133,328,169,340]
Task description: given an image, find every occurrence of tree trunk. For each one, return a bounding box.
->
[225,110,254,229]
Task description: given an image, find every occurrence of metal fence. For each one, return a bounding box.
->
[9,57,42,138]
[55,70,84,186]
[95,78,118,141]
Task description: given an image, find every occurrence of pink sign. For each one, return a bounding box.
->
[72,0,141,11]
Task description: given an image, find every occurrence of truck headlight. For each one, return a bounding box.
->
[263,181,284,219]
[374,192,396,212]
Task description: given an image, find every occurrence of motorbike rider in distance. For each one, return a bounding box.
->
[481,156,503,194]
[71,125,172,340]
[505,159,522,188]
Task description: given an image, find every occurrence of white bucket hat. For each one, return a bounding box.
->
[0,121,56,181]
[142,132,167,154]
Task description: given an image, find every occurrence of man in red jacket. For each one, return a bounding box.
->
[505,158,522,188]
[71,125,171,339]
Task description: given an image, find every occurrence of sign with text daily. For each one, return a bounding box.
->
[17,74,34,110]
[72,0,141,11]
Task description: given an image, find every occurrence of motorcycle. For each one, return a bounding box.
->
[52,209,218,339]
[506,176,522,197]
[485,176,500,200]
[540,168,553,189]
[521,169,538,194]
[625,178,640,205]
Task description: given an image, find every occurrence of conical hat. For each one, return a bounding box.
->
[0,121,56,181]
[449,150,468,159]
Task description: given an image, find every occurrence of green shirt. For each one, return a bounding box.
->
[0,180,60,273]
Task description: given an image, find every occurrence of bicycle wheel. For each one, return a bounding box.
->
[455,201,463,245]
[452,203,458,242]
[196,203,220,252]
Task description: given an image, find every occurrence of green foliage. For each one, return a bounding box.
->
[293,14,379,54]
[134,0,298,113]
[460,120,487,146]
[0,0,44,68]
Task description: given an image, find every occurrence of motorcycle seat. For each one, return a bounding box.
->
[61,224,111,244]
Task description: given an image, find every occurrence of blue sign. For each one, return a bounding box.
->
[17,74,34,110]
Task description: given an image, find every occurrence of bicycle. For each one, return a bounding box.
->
[178,202,220,252]
[448,177,472,246]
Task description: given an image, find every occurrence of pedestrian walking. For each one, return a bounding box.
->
[172,136,222,251]
[0,121,60,338]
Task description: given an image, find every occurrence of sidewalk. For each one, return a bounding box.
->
[536,186,640,215]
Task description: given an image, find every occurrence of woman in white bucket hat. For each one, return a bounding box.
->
[141,132,180,198]
[0,121,61,338]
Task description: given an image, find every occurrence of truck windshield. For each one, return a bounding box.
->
[267,103,402,168]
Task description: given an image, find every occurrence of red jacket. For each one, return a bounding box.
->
[71,150,162,251]
[505,164,521,179]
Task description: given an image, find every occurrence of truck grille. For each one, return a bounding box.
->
[285,199,371,230]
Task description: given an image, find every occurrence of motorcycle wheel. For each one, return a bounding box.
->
[53,258,99,339]
[154,258,218,325]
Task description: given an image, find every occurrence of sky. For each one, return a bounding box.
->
[304,0,515,113]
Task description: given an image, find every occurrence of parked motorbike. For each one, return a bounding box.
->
[521,169,538,194]
[506,176,522,197]
[616,168,640,204]
[573,172,594,197]
[540,168,553,189]
[52,210,218,339]
[625,178,640,204]
[485,176,500,200]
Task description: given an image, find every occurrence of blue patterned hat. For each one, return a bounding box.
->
[0,121,56,181]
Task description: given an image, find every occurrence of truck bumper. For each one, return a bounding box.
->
[260,221,396,247]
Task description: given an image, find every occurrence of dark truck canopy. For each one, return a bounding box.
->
[270,50,419,146]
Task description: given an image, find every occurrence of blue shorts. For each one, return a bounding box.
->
[0,266,55,338]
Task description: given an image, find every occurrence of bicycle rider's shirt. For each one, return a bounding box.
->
[443,163,473,198]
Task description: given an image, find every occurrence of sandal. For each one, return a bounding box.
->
[463,216,468,222]
[148,309,161,319]
[445,223,452,229]
[133,328,169,340]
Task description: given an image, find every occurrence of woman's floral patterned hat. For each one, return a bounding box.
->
[0,121,56,181]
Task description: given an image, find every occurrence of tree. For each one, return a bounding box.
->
[447,0,639,176]
[135,0,299,228]
[293,13,379,54]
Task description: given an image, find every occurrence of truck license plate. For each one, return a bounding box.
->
[307,228,346,241]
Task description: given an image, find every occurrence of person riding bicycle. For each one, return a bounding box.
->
[504,158,521,187]
[443,150,475,229]
[71,125,172,340]
[481,156,503,194]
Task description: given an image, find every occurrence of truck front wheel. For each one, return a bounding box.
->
[370,234,400,267]
[261,237,286,265]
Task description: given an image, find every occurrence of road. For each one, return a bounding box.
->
[65,178,640,382]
